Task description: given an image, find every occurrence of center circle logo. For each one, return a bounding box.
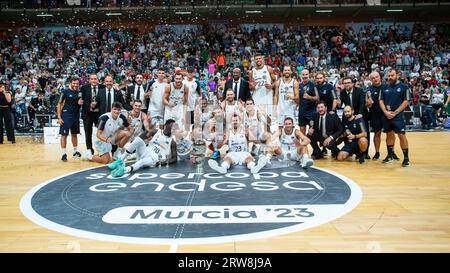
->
[20,161,362,245]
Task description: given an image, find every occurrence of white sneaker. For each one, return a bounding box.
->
[208,159,227,174]
[251,155,269,174]
[82,150,93,161]
[301,157,314,169]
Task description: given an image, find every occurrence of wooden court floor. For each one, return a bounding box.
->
[0,132,449,253]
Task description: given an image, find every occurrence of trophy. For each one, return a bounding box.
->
[346,129,352,142]
[91,90,99,112]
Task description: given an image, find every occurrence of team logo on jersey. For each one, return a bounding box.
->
[397,88,401,92]
[21,162,362,245]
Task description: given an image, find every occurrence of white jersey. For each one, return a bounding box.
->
[97,112,129,143]
[228,127,248,153]
[225,100,240,115]
[244,109,262,140]
[128,110,144,141]
[148,80,167,117]
[280,128,297,151]
[252,65,273,112]
[277,78,297,124]
[183,78,199,112]
[164,82,185,126]
[278,78,296,113]
[147,132,173,162]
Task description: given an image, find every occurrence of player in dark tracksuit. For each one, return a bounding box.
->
[379,69,411,167]
[367,71,399,161]
[298,69,319,135]
[57,77,82,162]
[315,73,338,113]
[337,105,368,164]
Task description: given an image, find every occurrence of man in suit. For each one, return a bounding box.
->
[96,75,125,115]
[224,67,251,103]
[340,76,370,159]
[80,73,105,157]
[125,74,149,112]
[307,101,343,159]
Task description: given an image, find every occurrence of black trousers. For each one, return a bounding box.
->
[0,107,15,142]
[83,112,100,153]
[309,132,340,156]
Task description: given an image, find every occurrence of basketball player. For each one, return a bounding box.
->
[124,99,152,143]
[109,119,178,177]
[266,117,314,169]
[249,53,277,117]
[163,72,189,128]
[273,65,299,128]
[221,88,244,129]
[207,114,269,174]
[243,98,271,154]
[148,68,168,129]
[85,102,132,164]
[183,66,202,125]
[337,106,368,164]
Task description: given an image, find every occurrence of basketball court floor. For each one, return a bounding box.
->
[0,132,449,253]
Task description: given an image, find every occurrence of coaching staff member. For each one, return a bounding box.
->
[80,73,104,158]
[224,67,252,103]
[57,77,82,161]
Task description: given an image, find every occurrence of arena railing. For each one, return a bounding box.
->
[0,0,448,10]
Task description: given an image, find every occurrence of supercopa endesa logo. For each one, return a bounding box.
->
[20,161,362,245]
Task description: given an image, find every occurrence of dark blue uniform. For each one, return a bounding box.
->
[341,117,367,155]
[316,82,337,112]
[367,84,383,132]
[380,82,410,133]
[298,81,318,127]
[59,88,81,135]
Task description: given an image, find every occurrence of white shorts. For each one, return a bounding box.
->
[164,106,184,127]
[282,149,302,161]
[95,139,112,156]
[226,151,251,165]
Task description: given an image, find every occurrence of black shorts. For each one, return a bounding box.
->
[298,109,315,127]
[341,141,360,155]
[382,113,406,133]
[59,116,80,136]
[370,112,383,132]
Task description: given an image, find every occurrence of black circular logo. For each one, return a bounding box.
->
[21,161,362,245]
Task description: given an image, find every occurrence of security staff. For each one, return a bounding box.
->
[379,68,410,167]
[0,82,15,144]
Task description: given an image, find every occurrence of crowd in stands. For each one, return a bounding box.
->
[0,22,449,132]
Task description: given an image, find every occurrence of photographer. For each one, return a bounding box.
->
[0,82,16,144]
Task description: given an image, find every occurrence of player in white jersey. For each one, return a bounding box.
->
[148,68,168,128]
[124,99,152,142]
[266,117,314,169]
[163,72,189,129]
[109,119,178,177]
[208,114,269,174]
[243,98,272,155]
[85,102,132,164]
[183,66,201,126]
[248,53,276,117]
[273,65,299,128]
[220,88,244,129]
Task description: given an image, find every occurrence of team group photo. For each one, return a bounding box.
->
[0,0,449,256]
